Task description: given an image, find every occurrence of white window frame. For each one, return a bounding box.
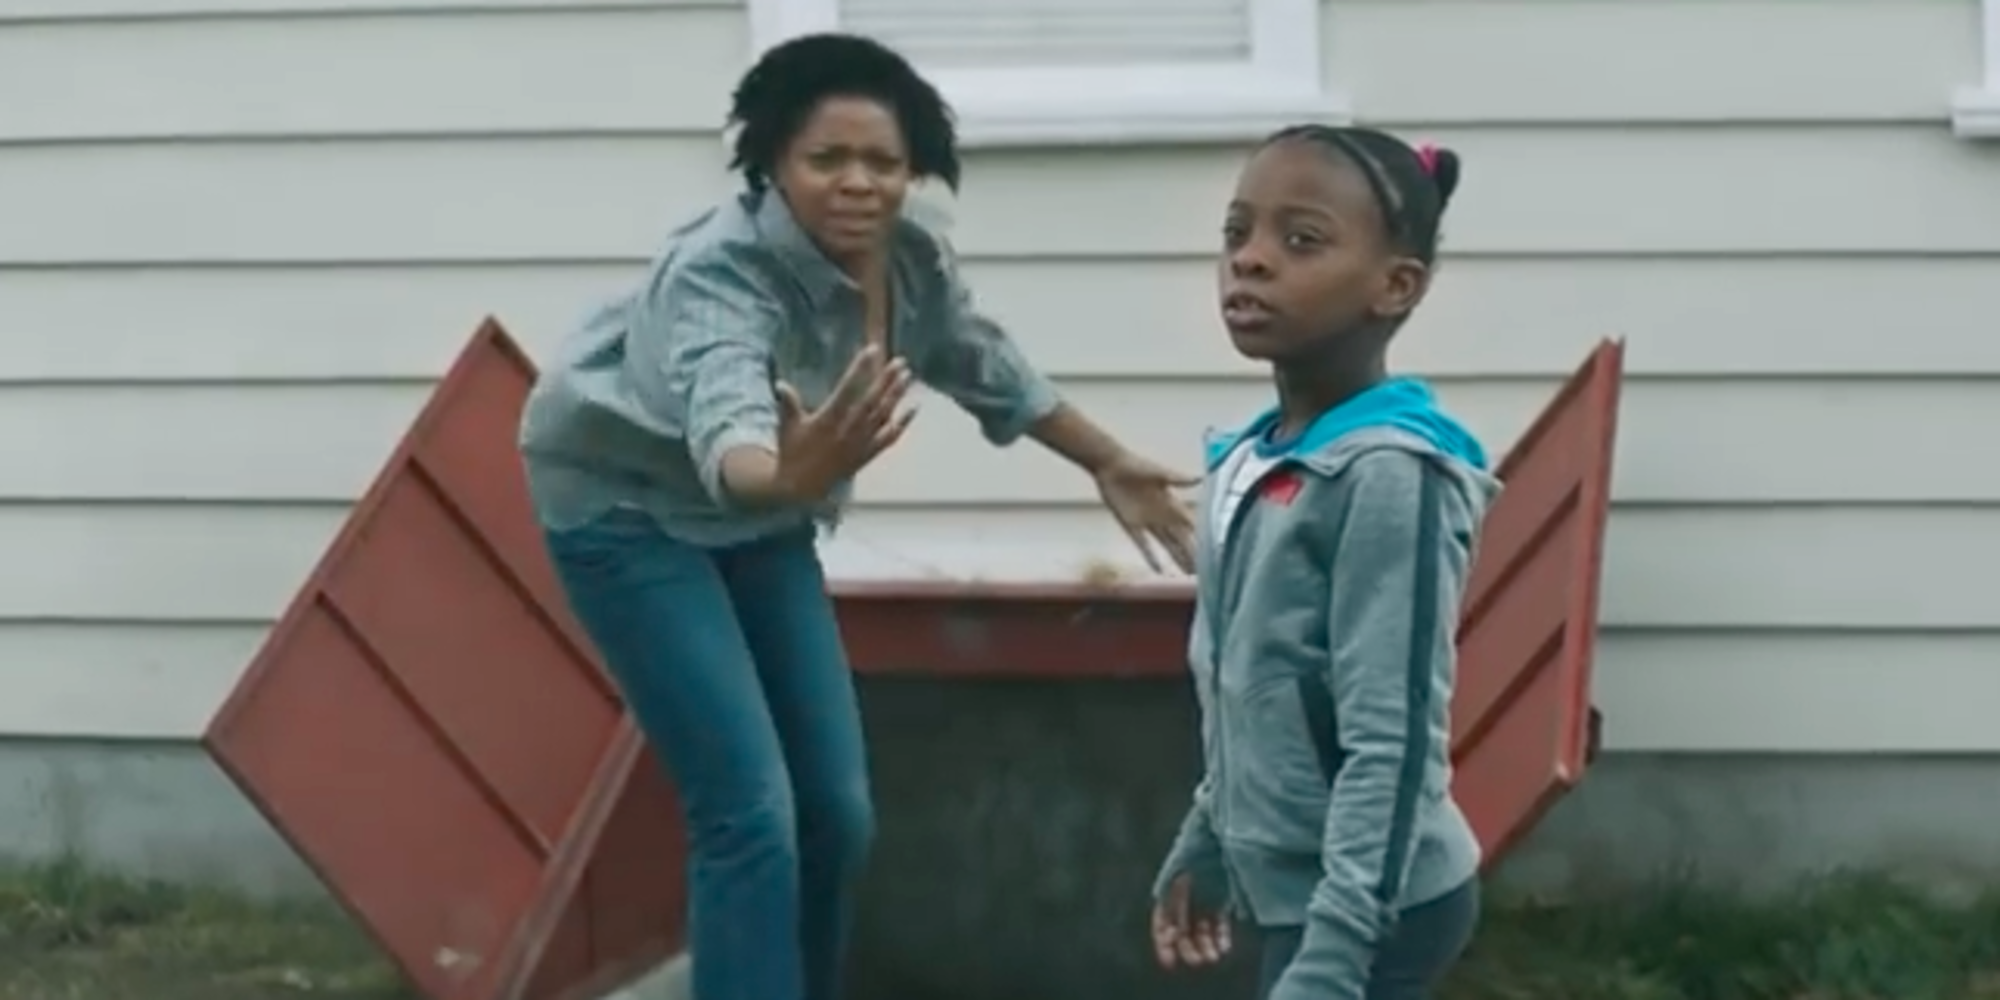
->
[746,0,1350,148]
[1954,0,2000,138]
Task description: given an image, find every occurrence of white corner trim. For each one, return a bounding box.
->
[932,65,1350,148]
[1955,0,2000,138]
[1954,88,2000,139]
[745,0,1348,148]
[747,0,841,53]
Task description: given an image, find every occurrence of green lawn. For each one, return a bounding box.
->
[1440,874,2000,1000]
[3,859,1999,1000]
[0,858,410,1000]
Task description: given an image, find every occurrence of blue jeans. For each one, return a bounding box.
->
[543,508,873,1000]
[1256,877,1480,1000]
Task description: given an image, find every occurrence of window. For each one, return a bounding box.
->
[1955,0,2000,137]
[746,0,1349,147]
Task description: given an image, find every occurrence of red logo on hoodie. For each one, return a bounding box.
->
[1261,470,1304,506]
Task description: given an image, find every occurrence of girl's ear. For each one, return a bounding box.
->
[1371,257,1432,322]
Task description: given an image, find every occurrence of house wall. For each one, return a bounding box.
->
[2,0,1998,891]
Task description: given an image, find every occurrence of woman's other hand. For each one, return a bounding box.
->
[1095,451,1200,574]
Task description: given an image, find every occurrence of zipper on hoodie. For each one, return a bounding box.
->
[1202,441,1294,846]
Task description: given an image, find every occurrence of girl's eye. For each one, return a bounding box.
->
[1284,231,1324,250]
[1221,222,1249,245]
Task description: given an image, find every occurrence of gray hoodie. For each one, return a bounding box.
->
[1153,377,1500,1000]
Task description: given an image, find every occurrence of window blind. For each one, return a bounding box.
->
[840,0,1252,69]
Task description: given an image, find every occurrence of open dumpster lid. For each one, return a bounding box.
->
[204,321,684,1000]
[1450,338,1624,864]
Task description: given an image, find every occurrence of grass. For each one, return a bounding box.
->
[3,860,2000,999]
[1441,872,2000,1000]
[0,857,413,1000]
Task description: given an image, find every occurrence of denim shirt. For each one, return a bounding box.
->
[517,187,1063,547]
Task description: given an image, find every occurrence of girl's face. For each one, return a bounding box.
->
[1218,139,1429,361]
[775,95,912,267]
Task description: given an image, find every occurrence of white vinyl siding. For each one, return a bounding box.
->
[0,0,1995,766]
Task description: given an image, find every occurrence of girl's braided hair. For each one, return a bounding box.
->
[1262,125,1461,264]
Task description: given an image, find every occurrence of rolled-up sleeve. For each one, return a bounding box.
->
[914,232,1062,445]
[624,256,785,506]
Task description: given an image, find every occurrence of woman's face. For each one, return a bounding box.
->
[774,95,912,267]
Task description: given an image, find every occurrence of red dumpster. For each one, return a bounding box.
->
[204,321,1621,999]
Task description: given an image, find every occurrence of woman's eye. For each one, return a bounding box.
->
[1284,231,1323,250]
[1221,223,1248,244]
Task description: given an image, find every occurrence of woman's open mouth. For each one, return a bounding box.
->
[827,211,881,234]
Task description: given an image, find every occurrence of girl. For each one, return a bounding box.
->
[518,33,1197,1000]
[1148,125,1494,1000]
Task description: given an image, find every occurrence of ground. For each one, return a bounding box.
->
[1,860,1998,1000]
[1441,875,2000,1000]
[0,859,406,1000]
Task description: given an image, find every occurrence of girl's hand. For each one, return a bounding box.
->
[1094,451,1200,574]
[771,346,916,503]
[1151,871,1233,970]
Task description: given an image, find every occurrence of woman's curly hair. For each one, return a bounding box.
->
[728,33,961,193]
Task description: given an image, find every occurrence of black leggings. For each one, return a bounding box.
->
[1255,878,1480,1000]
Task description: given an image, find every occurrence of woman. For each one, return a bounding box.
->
[517,32,1197,1000]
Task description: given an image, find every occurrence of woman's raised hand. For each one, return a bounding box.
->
[771,346,917,503]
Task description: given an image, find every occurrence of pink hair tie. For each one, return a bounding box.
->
[1413,142,1439,176]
